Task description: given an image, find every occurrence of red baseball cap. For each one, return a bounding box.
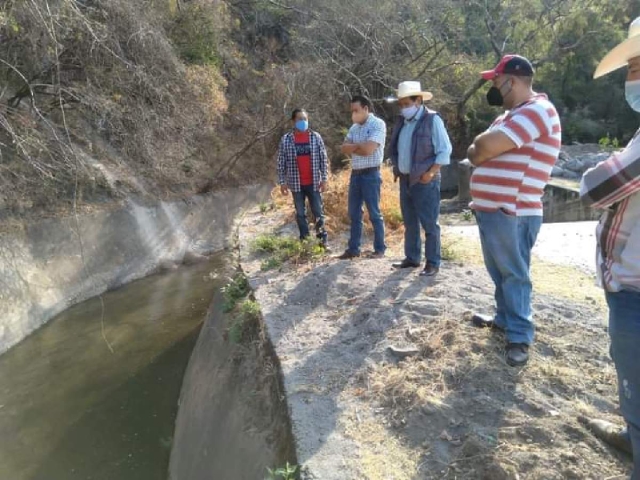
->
[481,55,535,80]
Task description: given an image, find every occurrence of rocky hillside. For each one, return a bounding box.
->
[1,1,638,221]
[0,0,283,221]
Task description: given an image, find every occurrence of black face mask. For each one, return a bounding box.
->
[486,86,504,106]
[486,79,511,107]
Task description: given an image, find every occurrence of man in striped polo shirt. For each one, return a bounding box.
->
[467,55,561,367]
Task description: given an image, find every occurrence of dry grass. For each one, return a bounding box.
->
[0,0,230,217]
[322,165,404,234]
[342,415,421,480]
[271,165,405,244]
[359,310,624,479]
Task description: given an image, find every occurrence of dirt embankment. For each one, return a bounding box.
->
[239,200,630,480]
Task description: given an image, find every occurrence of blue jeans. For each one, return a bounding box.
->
[475,210,542,345]
[347,170,386,254]
[607,289,640,479]
[400,178,441,267]
[292,185,327,243]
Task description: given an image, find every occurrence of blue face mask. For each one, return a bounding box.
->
[625,80,640,112]
[295,120,309,131]
[401,105,420,120]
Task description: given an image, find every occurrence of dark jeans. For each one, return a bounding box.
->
[400,178,441,267]
[347,170,386,254]
[475,210,542,345]
[292,185,327,243]
[607,289,640,479]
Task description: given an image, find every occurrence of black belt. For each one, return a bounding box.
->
[352,166,380,176]
[399,172,441,179]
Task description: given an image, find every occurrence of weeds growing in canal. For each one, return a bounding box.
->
[222,274,250,313]
[240,299,261,319]
[222,273,263,344]
[265,462,299,480]
[228,299,262,343]
[253,234,324,271]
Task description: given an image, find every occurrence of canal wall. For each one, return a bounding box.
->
[0,186,271,354]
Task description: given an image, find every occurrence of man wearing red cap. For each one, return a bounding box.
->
[466,55,562,367]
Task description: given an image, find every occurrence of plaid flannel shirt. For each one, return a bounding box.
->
[277,130,328,192]
[580,129,640,292]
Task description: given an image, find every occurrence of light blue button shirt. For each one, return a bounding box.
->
[398,107,452,174]
[345,114,387,170]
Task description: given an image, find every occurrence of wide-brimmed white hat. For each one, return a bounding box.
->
[396,81,433,101]
[595,16,640,78]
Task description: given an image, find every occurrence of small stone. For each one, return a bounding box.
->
[387,345,420,359]
[422,404,437,415]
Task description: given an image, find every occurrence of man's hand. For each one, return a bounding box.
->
[468,131,517,166]
[467,144,477,165]
[318,181,327,193]
[419,171,435,184]
[280,185,289,196]
[341,143,357,155]
[459,158,473,168]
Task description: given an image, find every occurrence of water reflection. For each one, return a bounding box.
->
[0,255,227,480]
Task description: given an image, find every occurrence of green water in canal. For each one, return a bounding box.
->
[0,256,227,480]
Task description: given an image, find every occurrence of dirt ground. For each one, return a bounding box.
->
[239,203,630,480]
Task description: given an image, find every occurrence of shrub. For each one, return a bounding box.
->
[222,274,250,313]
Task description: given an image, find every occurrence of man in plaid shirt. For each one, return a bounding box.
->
[580,17,640,476]
[277,108,329,246]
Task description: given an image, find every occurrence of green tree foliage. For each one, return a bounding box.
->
[227,0,637,159]
[0,0,636,215]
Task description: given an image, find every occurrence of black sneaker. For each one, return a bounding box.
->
[337,250,360,260]
[506,343,529,367]
[419,264,439,277]
[392,259,420,269]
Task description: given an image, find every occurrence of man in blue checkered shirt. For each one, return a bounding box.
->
[277,108,329,246]
[338,95,387,259]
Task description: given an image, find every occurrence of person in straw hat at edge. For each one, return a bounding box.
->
[389,81,453,277]
[579,16,640,478]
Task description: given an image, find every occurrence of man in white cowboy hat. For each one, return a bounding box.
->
[390,81,452,277]
[580,16,640,478]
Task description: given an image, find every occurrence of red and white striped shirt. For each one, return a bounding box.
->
[470,94,561,216]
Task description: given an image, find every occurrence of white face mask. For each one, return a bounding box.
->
[626,80,640,112]
[401,104,420,119]
[352,110,368,124]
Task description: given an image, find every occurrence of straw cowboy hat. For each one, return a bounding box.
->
[595,16,640,78]
[396,81,433,101]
